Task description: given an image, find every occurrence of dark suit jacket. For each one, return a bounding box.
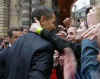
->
[0,48,10,79]
[0,32,54,79]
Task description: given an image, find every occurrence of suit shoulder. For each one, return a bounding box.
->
[21,32,53,47]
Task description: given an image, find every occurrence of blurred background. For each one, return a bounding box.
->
[0,0,95,37]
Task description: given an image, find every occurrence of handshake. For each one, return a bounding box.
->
[30,18,100,43]
[29,20,100,62]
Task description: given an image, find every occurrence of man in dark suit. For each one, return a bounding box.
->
[4,6,58,79]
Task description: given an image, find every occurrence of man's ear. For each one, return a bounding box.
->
[40,16,47,24]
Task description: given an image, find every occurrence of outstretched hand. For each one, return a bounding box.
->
[81,23,100,40]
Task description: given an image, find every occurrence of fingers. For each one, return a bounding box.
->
[86,34,97,40]
[82,29,96,39]
[81,24,99,39]
[81,26,95,38]
[89,35,96,40]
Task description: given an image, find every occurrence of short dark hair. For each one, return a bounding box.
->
[7,28,19,38]
[31,6,54,23]
[86,7,92,14]
[20,27,29,31]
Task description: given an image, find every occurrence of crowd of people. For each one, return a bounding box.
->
[0,0,100,79]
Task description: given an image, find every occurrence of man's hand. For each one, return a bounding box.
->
[81,23,100,39]
[29,18,43,34]
[80,23,100,41]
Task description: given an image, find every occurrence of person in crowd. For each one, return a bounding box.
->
[7,28,23,47]
[3,6,62,79]
[25,1,100,78]
[56,27,77,79]
[0,38,4,51]
[76,6,100,78]
[1,1,100,79]
[0,6,76,79]
[66,26,78,42]
[81,0,100,63]
[20,27,29,35]
[81,39,100,79]
[0,28,23,79]
[30,18,82,79]
[50,50,63,79]
[2,37,9,48]
[30,10,100,79]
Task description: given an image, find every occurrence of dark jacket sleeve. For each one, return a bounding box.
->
[29,50,53,79]
[41,30,73,52]
[0,48,9,60]
[81,39,100,79]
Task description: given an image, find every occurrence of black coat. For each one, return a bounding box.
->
[0,32,54,79]
[0,48,9,79]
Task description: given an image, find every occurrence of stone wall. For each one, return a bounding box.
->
[0,0,9,37]
[9,0,20,28]
[0,0,53,37]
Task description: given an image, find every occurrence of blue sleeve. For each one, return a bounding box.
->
[0,48,9,60]
[81,39,100,79]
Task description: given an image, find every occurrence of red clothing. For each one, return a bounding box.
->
[50,69,58,79]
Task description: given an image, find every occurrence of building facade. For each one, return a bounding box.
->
[0,0,9,37]
[0,0,75,37]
